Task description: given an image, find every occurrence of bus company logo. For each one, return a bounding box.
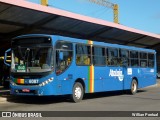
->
[109,69,124,81]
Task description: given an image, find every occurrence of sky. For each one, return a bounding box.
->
[28,0,160,34]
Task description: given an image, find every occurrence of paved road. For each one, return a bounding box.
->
[0,80,160,119]
[0,86,160,111]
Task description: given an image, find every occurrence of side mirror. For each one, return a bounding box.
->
[4,48,11,67]
[59,52,64,60]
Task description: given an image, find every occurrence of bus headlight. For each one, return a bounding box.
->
[39,77,54,87]
[10,81,17,86]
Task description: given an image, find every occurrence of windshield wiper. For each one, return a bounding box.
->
[25,48,30,69]
[18,46,25,60]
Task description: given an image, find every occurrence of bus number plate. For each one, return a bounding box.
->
[29,79,39,84]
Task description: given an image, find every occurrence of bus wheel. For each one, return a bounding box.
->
[71,82,84,103]
[130,79,138,95]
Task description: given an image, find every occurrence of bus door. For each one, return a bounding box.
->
[55,41,74,95]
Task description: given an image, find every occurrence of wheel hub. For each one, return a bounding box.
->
[75,86,82,99]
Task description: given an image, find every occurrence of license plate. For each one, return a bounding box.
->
[22,89,30,92]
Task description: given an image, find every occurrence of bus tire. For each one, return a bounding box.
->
[70,82,84,103]
[130,79,138,95]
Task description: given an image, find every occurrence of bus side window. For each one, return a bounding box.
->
[55,41,73,74]
[119,49,129,67]
[76,44,91,65]
[148,53,154,68]
[108,47,118,66]
[130,51,139,67]
[92,46,106,66]
[140,52,147,67]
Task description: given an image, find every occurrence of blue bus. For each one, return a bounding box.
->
[6,34,156,102]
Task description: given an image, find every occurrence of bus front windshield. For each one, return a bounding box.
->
[11,46,54,73]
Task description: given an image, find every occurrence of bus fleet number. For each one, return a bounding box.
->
[29,79,39,84]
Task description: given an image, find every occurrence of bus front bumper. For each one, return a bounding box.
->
[10,83,57,96]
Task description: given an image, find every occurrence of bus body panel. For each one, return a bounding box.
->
[93,66,105,92]
[56,67,75,95]
[9,34,157,97]
[137,68,156,88]
[104,67,124,91]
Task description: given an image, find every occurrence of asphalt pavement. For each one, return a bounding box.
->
[0,79,160,120]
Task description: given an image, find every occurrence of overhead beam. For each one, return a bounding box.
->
[7,15,60,38]
[147,42,160,49]
[93,36,126,44]
[86,27,113,39]
[95,35,150,47]
[124,35,146,45]
[0,19,28,27]
[39,26,85,39]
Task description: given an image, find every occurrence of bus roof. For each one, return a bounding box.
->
[13,34,155,53]
[55,35,156,53]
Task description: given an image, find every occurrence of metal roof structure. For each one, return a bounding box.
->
[0,0,160,51]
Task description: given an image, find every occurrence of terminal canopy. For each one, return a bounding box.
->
[0,0,160,51]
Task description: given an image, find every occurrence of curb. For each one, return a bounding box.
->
[0,97,7,103]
